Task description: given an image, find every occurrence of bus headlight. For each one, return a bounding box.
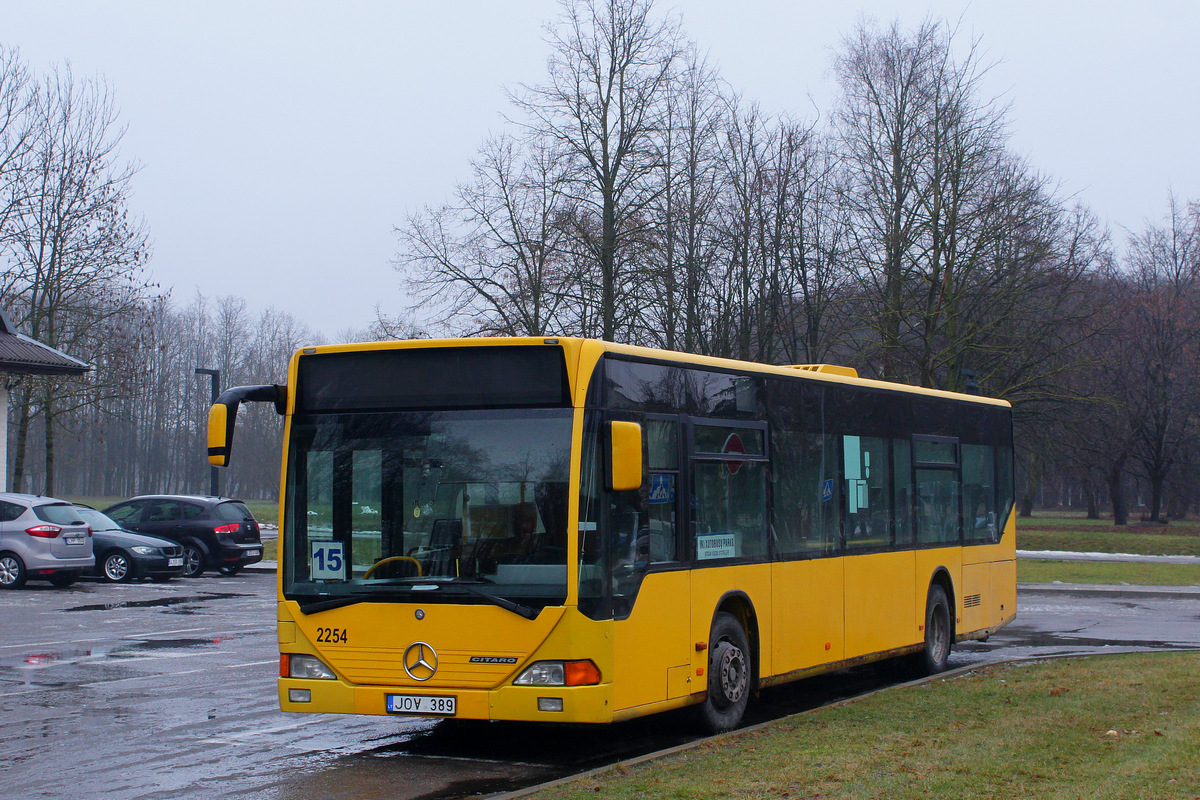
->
[514,660,600,686]
[284,653,336,680]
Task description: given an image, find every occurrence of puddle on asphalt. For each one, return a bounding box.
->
[5,636,232,672]
[64,592,248,612]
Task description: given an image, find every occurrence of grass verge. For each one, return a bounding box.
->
[1020,559,1200,586]
[531,652,1200,800]
[1018,515,1200,557]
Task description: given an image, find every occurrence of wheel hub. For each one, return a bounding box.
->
[717,642,747,704]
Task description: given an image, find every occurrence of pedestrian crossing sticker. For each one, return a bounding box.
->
[649,473,674,504]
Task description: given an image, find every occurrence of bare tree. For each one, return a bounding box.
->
[1,65,153,494]
[1119,196,1200,521]
[0,46,33,248]
[509,0,682,341]
[834,17,945,380]
[397,135,576,336]
[641,45,724,352]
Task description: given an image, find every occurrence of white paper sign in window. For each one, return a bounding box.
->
[697,532,739,560]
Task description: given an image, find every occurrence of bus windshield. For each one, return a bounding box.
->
[283,408,573,610]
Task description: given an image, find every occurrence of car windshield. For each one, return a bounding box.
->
[74,507,124,532]
[283,408,573,610]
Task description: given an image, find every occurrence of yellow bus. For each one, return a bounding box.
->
[209,337,1015,731]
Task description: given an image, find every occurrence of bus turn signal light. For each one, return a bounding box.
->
[564,660,602,686]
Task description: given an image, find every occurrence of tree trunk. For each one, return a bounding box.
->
[11,390,31,493]
[43,396,55,497]
[1082,473,1100,520]
[1107,459,1128,526]
[1147,473,1165,523]
[1018,454,1038,518]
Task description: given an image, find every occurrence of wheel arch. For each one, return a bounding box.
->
[711,590,761,690]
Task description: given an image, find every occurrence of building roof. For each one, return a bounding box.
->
[0,309,90,376]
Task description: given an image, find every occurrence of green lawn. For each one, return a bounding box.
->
[1017,514,1200,557]
[1020,559,1200,586]
[531,652,1200,800]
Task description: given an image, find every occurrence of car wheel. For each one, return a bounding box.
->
[102,551,133,583]
[48,571,78,588]
[699,611,751,733]
[217,566,241,577]
[181,544,205,578]
[0,552,27,589]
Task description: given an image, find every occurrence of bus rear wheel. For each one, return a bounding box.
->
[921,584,952,674]
[700,612,750,733]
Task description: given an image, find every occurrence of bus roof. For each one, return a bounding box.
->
[291,336,1012,409]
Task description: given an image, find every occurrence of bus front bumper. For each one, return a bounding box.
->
[278,677,614,723]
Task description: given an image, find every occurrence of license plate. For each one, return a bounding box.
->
[167,557,183,567]
[64,534,85,545]
[246,549,260,557]
[386,694,457,716]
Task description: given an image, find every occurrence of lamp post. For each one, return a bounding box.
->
[195,368,220,496]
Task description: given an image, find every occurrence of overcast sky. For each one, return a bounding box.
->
[4,1,1197,338]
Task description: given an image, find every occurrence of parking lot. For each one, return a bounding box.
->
[3,572,1199,800]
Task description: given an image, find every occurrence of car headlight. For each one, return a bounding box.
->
[131,546,156,555]
[284,653,336,680]
[513,660,600,686]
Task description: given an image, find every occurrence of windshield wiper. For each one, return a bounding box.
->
[293,581,540,620]
[403,579,539,620]
[450,581,540,620]
[296,589,413,615]
[297,595,367,614]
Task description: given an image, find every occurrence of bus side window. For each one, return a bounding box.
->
[843,435,890,549]
[962,444,997,541]
[772,429,839,557]
[893,439,913,545]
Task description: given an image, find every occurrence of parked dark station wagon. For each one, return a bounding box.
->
[102,495,263,578]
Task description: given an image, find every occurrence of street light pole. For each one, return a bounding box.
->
[195,368,220,496]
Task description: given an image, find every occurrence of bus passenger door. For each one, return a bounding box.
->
[611,418,693,711]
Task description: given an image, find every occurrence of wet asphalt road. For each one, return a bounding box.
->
[1,574,1198,800]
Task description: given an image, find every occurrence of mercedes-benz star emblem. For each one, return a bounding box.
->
[404,641,438,681]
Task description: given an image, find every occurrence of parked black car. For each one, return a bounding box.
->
[102,495,263,578]
[74,506,186,583]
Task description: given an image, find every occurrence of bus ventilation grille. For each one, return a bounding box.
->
[963,594,982,608]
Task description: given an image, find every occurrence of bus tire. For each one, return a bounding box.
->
[921,584,952,674]
[700,612,751,733]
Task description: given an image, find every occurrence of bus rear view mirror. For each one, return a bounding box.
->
[207,403,232,467]
[608,420,643,492]
[208,384,287,467]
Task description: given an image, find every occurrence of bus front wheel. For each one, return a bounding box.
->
[921,584,952,674]
[700,612,750,733]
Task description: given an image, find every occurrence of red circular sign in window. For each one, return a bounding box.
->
[723,432,746,475]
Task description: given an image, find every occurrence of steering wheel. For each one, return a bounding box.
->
[363,556,423,579]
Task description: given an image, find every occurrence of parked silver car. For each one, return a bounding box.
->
[0,493,95,588]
